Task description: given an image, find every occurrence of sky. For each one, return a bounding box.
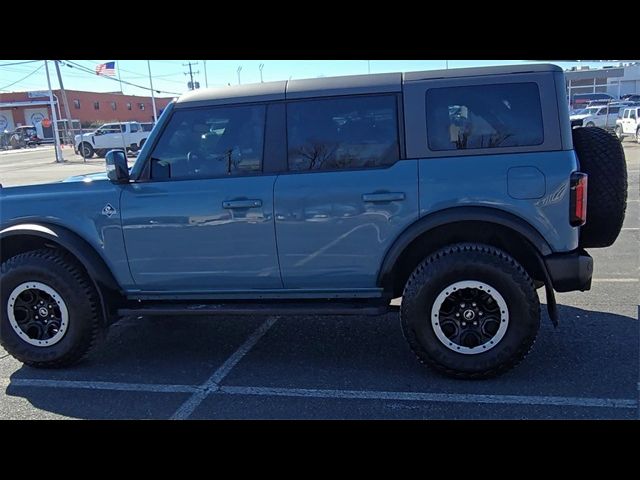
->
[0,60,634,98]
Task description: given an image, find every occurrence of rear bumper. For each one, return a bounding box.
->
[544,249,593,292]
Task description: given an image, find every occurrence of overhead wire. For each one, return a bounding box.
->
[0,63,45,91]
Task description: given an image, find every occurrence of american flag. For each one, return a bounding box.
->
[95,61,116,76]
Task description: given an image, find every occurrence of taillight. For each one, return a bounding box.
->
[570,172,588,227]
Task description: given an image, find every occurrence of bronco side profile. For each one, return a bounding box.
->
[0,64,627,378]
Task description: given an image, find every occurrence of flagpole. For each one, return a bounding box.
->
[116,61,124,94]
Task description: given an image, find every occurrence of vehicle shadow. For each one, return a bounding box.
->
[4,304,638,419]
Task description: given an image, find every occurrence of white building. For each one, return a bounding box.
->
[565,62,640,103]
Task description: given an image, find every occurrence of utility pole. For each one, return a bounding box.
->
[203,60,209,88]
[44,60,63,163]
[367,60,371,74]
[54,60,73,146]
[183,61,199,90]
[259,63,264,83]
[237,66,242,85]
[147,60,158,123]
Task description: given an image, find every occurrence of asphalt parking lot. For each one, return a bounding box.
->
[0,144,638,419]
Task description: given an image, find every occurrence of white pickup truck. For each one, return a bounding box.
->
[74,122,149,158]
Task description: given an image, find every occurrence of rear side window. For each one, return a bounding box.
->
[631,110,637,120]
[287,95,399,171]
[130,123,140,133]
[426,83,544,151]
[148,104,265,181]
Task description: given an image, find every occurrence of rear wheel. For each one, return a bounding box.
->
[614,125,623,141]
[400,243,540,379]
[1,249,103,368]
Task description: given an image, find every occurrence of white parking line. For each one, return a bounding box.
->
[8,378,198,393]
[218,386,637,409]
[2,376,635,412]
[622,228,640,231]
[591,278,639,283]
[170,316,279,420]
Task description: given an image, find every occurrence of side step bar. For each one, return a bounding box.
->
[118,302,396,317]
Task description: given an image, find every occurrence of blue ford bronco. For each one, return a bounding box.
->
[0,64,627,378]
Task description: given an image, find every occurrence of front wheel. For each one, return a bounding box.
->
[636,127,640,144]
[400,243,540,379]
[79,142,94,158]
[1,249,103,368]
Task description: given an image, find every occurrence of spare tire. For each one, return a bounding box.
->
[572,127,627,248]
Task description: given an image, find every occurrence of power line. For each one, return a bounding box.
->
[62,60,181,96]
[0,64,45,91]
[0,60,40,67]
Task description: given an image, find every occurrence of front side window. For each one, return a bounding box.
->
[624,110,630,119]
[148,104,265,180]
[287,95,399,172]
[426,82,544,151]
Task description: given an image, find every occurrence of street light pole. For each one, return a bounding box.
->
[147,60,158,123]
[203,60,209,88]
[44,60,63,163]
[237,66,242,85]
[259,63,264,83]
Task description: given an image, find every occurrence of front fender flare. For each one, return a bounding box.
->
[0,222,122,323]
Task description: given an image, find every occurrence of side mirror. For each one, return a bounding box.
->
[105,150,130,183]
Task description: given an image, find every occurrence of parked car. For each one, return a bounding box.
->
[569,103,627,129]
[10,126,42,148]
[570,92,615,109]
[0,64,628,379]
[73,121,149,158]
[620,94,640,102]
[614,105,640,142]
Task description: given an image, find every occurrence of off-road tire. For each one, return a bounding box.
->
[572,127,627,248]
[1,249,102,368]
[400,243,540,379]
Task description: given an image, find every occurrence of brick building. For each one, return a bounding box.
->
[0,89,174,132]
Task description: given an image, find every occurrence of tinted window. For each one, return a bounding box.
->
[631,110,637,120]
[426,83,543,151]
[607,107,620,114]
[624,110,630,118]
[149,105,265,180]
[287,95,399,171]
[100,124,121,134]
[130,123,140,133]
